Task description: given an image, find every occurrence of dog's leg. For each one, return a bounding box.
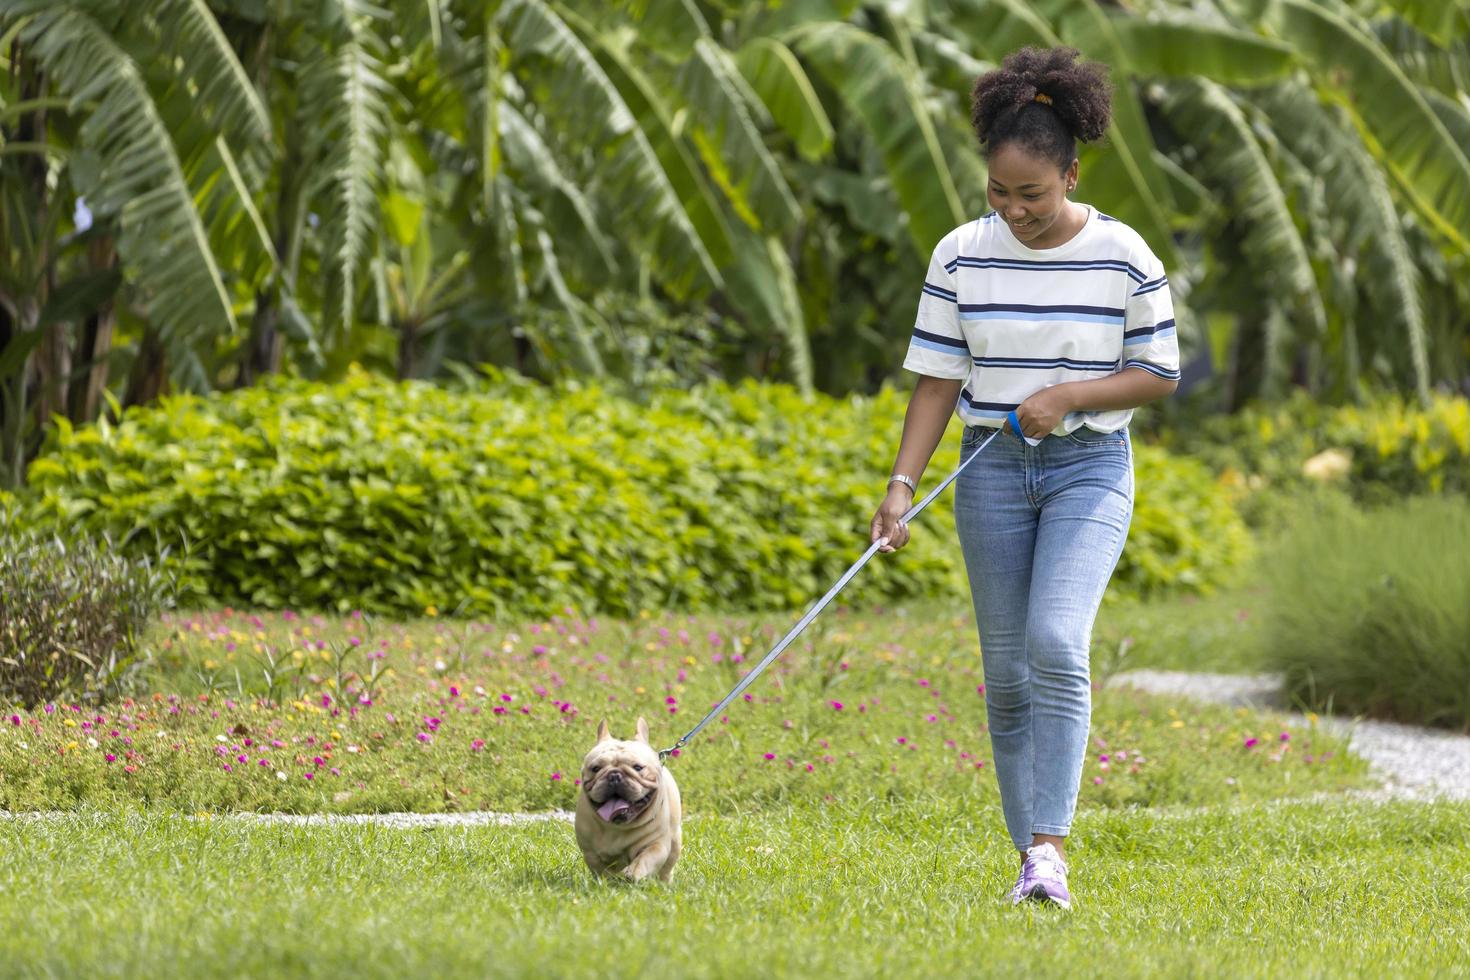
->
[657,831,681,882]
[623,841,671,882]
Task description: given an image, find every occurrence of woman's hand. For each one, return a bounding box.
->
[1009,385,1076,441]
[870,485,914,553]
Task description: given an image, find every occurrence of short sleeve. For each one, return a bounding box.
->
[1123,242,1181,382]
[902,237,971,380]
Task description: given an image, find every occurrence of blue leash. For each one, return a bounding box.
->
[657,421,1017,762]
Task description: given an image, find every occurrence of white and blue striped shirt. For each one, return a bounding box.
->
[902,205,1180,435]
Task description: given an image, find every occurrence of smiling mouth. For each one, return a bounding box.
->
[595,788,655,824]
[1011,220,1035,230]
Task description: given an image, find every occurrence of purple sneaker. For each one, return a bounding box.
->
[1005,864,1027,904]
[1018,842,1072,910]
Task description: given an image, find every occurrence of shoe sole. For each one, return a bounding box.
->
[1022,883,1072,911]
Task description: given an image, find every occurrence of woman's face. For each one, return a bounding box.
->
[986,142,1079,249]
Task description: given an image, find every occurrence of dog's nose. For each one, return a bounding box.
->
[607,770,623,783]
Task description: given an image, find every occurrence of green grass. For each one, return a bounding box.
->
[1089,583,1271,677]
[2,798,1468,978]
[1258,495,1470,730]
[0,599,1365,813]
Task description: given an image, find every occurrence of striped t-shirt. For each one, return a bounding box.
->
[902,204,1180,435]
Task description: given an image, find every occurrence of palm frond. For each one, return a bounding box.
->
[784,20,967,260]
[1164,77,1326,396]
[299,20,392,330]
[676,38,802,234]
[731,37,834,163]
[7,5,238,353]
[1268,0,1470,250]
[498,0,725,296]
[500,103,618,282]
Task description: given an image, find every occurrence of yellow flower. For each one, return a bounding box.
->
[63,719,77,728]
[1170,720,1185,729]
[331,731,342,740]
[425,605,439,617]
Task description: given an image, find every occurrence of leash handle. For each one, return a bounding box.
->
[657,424,1006,760]
[1007,410,1044,447]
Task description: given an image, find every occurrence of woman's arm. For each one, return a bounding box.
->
[1061,366,1178,412]
[1011,366,1177,440]
[872,374,965,552]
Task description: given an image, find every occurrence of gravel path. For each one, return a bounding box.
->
[1106,669,1470,802]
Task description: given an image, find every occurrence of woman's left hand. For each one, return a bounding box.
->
[1011,385,1075,440]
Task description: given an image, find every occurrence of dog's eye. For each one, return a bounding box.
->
[633,764,644,772]
[590,765,602,773]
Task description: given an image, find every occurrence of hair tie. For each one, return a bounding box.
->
[1033,92,1053,105]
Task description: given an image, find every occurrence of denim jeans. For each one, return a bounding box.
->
[953,422,1133,851]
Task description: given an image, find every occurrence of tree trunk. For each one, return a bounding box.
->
[397,319,419,380]
[237,287,283,388]
[123,328,169,409]
[68,237,118,424]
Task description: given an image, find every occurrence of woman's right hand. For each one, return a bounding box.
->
[870,485,914,553]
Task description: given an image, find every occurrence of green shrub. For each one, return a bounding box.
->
[1260,494,1470,731]
[1157,390,1470,527]
[17,368,1247,618]
[0,512,177,707]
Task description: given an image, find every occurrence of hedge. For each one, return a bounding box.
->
[13,368,1249,618]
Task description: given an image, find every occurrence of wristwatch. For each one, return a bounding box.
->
[888,474,917,494]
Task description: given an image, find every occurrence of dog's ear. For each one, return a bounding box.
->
[596,719,612,743]
[634,716,650,743]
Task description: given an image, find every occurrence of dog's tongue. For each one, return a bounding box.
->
[597,797,632,821]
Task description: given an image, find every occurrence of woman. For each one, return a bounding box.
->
[869,46,1180,910]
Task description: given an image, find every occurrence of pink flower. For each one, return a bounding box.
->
[1279,732,1290,742]
[896,737,907,745]
[665,696,677,705]
[830,701,844,711]
[450,687,460,698]
[763,752,775,760]
[550,772,562,781]
[304,772,314,780]
[976,685,986,696]
[313,756,325,767]
[1099,754,1109,763]
[1244,737,1259,748]
[500,694,513,702]
[105,754,116,762]
[471,739,485,751]
[8,715,17,726]
[1093,776,1104,785]
[417,732,432,743]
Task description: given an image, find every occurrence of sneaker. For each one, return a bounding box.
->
[1004,864,1027,905]
[1018,842,1072,910]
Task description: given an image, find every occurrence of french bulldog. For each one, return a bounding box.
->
[574,716,682,882]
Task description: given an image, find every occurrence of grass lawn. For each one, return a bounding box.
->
[2,797,1468,978]
[0,592,1434,977]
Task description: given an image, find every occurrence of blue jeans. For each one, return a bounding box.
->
[953,422,1133,851]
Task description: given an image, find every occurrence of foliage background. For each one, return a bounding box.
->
[2,0,1469,489]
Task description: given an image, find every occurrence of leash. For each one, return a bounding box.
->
[657,422,1011,762]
